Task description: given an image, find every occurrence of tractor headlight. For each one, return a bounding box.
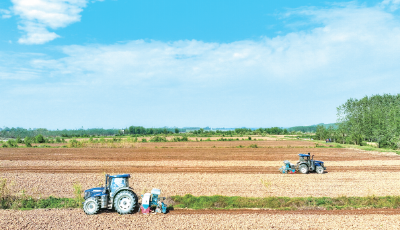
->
[84,191,90,199]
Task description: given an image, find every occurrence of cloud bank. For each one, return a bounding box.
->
[2,1,400,128]
[10,0,88,44]
[31,2,400,88]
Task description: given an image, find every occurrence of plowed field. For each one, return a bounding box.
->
[1,209,400,230]
[1,139,399,229]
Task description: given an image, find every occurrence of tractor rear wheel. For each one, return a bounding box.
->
[114,190,137,214]
[316,166,324,174]
[299,165,309,174]
[83,197,100,215]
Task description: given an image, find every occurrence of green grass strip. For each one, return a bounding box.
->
[1,196,80,210]
[3,195,400,211]
[171,194,400,210]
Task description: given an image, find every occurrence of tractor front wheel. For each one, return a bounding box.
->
[114,191,137,214]
[83,197,100,215]
[299,165,309,174]
[316,166,324,174]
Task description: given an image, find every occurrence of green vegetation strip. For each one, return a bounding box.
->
[171,195,400,210]
[0,196,81,210]
[2,195,400,211]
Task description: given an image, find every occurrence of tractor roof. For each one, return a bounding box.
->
[109,174,130,178]
[298,154,310,157]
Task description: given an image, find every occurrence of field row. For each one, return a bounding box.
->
[3,160,400,167]
[0,209,399,230]
[1,147,397,161]
[1,160,400,173]
[3,172,400,198]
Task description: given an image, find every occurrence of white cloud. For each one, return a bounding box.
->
[6,1,400,92]
[0,52,47,80]
[0,9,12,18]
[3,1,400,128]
[30,3,400,89]
[11,0,88,44]
[381,0,400,11]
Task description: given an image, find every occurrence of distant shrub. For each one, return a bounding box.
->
[248,144,258,148]
[7,140,18,148]
[68,139,83,148]
[150,136,167,142]
[24,136,32,147]
[1,142,8,148]
[171,136,188,142]
[112,137,121,142]
[141,138,147,143]
[248,136,252,140]
[55,137,62,143]
[35,134,45,143]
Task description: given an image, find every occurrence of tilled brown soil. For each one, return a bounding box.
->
[1,209,399,230]
[0,146,397,162]
[1,141,400,228]
[3,172,400,198]
[169,208,400,215]
[22,139,314,148]
[2,165,400,173]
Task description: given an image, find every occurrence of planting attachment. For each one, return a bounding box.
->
[140,188,167,214]
[279,160,297,174]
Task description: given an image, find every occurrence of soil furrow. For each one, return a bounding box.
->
[2,165,400,173]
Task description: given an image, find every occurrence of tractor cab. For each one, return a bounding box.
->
[107,174,130,197]
[298,153,311,162]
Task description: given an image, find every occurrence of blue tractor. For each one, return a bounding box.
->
[297,153,326,174]
[83,174,138,215]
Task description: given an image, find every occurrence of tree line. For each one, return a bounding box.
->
[0,126,299,139]
[315,94,400,149]
[0,127,119,138]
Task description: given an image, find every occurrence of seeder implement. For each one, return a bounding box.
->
[279,160,297,174]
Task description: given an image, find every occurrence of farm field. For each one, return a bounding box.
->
[1,139,399,229]
[1,209,400,229]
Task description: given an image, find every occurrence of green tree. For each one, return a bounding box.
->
[337,94,400,148]
[35,134,45,143]
[24,136,32,147]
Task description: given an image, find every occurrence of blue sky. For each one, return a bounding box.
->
[1,0,400,129]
